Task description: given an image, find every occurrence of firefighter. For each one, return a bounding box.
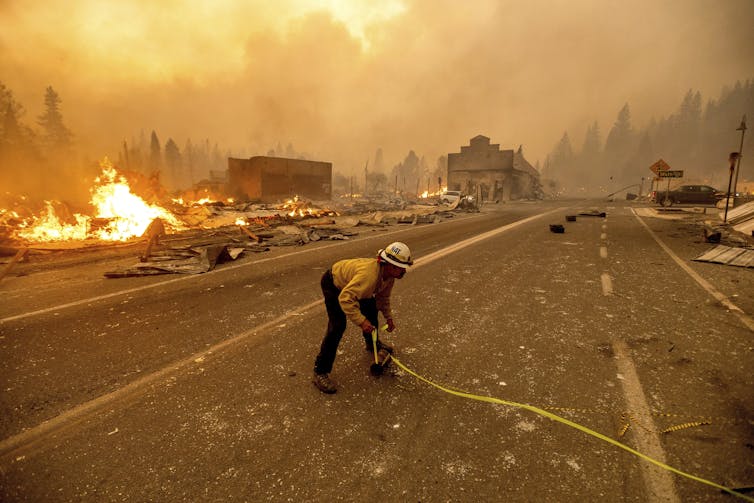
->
[312,241,413,394]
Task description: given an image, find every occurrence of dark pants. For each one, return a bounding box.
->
[314,270,378,374]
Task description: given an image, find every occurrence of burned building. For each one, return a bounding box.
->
[227,156,332,203]
[447,135,542,201]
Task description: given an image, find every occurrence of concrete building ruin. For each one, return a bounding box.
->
[447,135,542,201]
[227,156,332,203]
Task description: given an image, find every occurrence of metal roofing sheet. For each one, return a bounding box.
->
[726,201,754,224]
[693,245,754,268]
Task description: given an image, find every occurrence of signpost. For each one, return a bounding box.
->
[648,160,681,204]
[648,159,671,195]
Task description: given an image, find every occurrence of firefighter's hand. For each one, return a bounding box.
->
[386,318,396,332]
[360,319,375,333]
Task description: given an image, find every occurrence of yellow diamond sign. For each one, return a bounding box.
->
[649,159,671,174]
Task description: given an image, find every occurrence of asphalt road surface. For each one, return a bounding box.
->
[1,200,752,502]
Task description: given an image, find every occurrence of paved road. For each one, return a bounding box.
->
[0,200,752,502]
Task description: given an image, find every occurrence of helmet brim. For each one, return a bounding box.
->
[379,249,412,268]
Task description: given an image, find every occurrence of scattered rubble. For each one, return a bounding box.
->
[578,209,607,218]
[0,195,466,279]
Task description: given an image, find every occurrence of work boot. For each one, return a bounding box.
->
[312,372,337,394]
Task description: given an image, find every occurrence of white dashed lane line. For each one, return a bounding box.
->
[601,210,680,502]
[600,273,613,295]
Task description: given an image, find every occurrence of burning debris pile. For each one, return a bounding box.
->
[1,158,463,279]
[1,159,185,244]
[0,159,337,247]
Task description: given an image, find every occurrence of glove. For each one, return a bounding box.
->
[360,319,375,333]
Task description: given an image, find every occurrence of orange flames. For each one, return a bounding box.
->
[13,158,185,243]
[280,196,338,218]
[3,161,341,246]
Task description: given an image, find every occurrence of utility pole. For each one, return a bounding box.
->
[364,160,369,197]
[724,152,740,223]
[732,115,747,203]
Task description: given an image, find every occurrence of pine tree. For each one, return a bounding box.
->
[551,131,574,168]
[391,150,421,194]
[164,138,182,190]
[576,122,602,188]
[605,103,634,156]
[0,83,28,152]
[581,122,602,159]
[604,103,636,185]
[184,138,195,186]
[149,131,161,174]
[36,86,72,150]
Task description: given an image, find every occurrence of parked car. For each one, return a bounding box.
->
[439,190,462,204]
[650,184,725,207]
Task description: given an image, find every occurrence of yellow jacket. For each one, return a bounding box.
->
[331,258,395,326]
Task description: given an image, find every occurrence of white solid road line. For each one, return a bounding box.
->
[632,209,754,332]
[0,299,324,460]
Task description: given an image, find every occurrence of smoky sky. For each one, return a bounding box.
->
[1,0,753,174]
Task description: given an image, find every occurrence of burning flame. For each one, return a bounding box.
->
[173,195,235,206]
[90,163,184,240]
[14,158,185,243]
[279,196,338,218]
[420,187,448,199]
[16,202,89,242]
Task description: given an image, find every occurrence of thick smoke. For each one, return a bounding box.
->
[1,0,753,199]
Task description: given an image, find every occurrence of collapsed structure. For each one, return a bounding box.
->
[447,135,542,201]
[227,156,332,203]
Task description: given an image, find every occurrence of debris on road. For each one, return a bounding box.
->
[702,225,722,243]
[105,243,251,277]
[693,245,754,268]
[0,248,28,282]
[578,209,607,218]
[724,201,754,239]
[0,194,460,278]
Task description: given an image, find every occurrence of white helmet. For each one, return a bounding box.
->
[378,241,413,268]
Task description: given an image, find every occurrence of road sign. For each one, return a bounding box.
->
[657,170,683,178]
[649,159,671,174]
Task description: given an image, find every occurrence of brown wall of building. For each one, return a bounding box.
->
[227,156,332,202]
